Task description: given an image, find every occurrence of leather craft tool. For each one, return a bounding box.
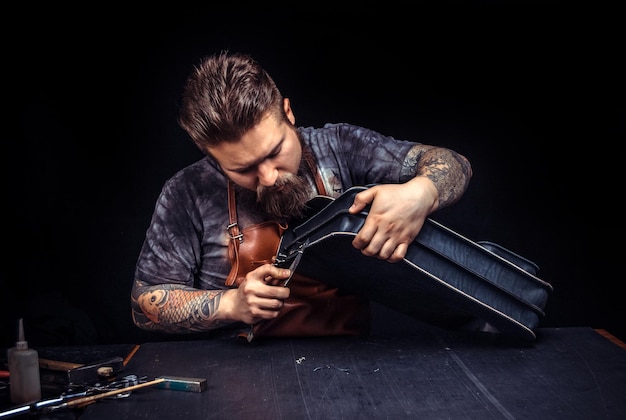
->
[66,357,124,385]
[39,356,125,385]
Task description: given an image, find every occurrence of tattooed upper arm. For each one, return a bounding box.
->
[400,144,472,209]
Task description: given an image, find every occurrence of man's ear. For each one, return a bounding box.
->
[284,98,295,125]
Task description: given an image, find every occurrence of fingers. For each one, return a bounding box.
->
[388,243,408,263]
[352,231,409,262]
[236,264,291,324]
[248,264,291,285]
[348,188,374,214]
[350,184,427,262]
[351,204,414,262]
[242,265,291,298]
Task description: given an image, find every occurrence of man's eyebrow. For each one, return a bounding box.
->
[231,139,283,172]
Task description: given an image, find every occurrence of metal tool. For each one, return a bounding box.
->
[38,355,125,386]
[43,377,167,413]
[0,375,166,418]
[67,356,124,385]
[274,239,308,287]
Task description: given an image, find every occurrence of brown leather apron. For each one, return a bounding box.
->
[224,159,370,341]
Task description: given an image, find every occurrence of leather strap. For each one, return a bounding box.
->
[226,179,243,285]
[303,150,327,196]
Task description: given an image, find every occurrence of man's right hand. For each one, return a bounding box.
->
[224,264,291,325]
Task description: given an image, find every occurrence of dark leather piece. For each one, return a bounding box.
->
[275,186,553,341]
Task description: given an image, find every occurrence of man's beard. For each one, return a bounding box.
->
[256,172,313,220]
[256,143,316,220]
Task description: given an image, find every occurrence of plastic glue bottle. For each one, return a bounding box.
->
[7,318,41,404]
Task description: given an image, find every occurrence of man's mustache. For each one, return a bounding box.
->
[256,173,312,219]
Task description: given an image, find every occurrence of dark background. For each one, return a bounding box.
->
[4,1,624,348]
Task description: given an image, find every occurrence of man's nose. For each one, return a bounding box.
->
[257,162,278,187]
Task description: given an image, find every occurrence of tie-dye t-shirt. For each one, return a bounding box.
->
[134,123,418,290]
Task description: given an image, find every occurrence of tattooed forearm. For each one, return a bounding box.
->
[131,281,232,334]
[400,144,472,209]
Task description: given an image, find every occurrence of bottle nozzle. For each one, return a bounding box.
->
[16,318,28,350]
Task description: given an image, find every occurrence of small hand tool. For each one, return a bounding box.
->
[67,356,125,385]
[0,374,207,418]
[0,377,165,418]
[274,239,308,286]
[39,356,125,385]
[49,378,167,411]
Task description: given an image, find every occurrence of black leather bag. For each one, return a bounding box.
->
[274,186,553,341]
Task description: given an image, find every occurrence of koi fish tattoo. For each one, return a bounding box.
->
[131,281,229,333]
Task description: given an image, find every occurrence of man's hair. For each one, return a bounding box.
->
[178,51,285,150]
